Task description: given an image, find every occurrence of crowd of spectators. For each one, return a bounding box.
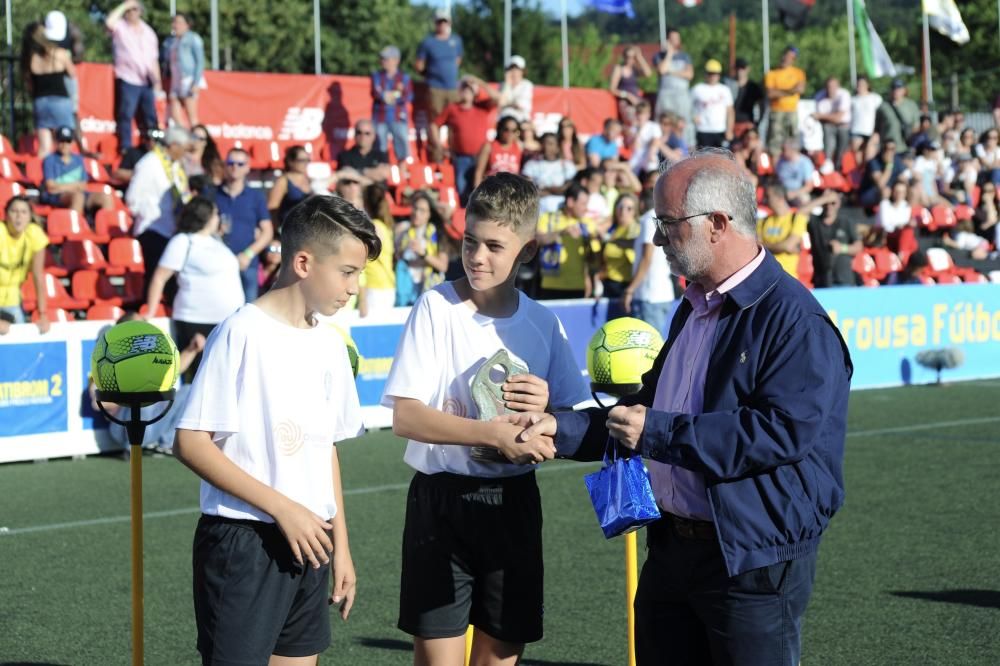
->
[2,12,999,347]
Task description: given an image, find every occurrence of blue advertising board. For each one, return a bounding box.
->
[0,341,68,436]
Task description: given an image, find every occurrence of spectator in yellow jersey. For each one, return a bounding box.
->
[536,182,600,299]
[361,183,397,316]
[757,182,807,279]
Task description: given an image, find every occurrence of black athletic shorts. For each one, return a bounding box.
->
[193,515,331,665]
[398,470,544,644]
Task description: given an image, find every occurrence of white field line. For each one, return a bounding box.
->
[0,461,598,537]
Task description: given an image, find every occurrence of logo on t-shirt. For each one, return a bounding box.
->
[274,420,305,456]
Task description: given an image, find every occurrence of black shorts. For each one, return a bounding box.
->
[398,471,544,644]
[193,515,331,665]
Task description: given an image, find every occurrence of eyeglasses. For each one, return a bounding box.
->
[340,179,360,186]
[226,160,247,167]
[192,135,208,142]
[291,157,309,163]
[357,130,374,136]
[501,126,519,133]
[652,211,729,235]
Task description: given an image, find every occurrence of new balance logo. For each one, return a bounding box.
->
[278,107,325,141]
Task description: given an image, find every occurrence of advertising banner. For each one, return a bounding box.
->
[0,341,68,436]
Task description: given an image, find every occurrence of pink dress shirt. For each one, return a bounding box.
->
[648,247,766,521]
[112,20,160,87]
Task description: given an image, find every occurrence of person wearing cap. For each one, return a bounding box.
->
[653,28,694,146]
[764,46,806,155]
[874,79,920,150]
[40,126,115,216]
[498,55,534,123]
[372,46,414,162]
[812,77,852,169]
[337,119,391,182]
[21,21,76,157]
[430,75,500,202]
[126,126,192,294]
[690,59,734,149]
[416,8,464,121]
[167,12,206,128]
[106,0,162,153]
[727,57,764,138]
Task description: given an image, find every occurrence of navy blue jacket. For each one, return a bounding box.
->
[555,252,852,576]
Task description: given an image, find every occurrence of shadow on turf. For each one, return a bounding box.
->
[890,589,1000,609]
[354,638,610,665]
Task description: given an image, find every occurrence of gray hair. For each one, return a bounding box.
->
[662,148,757,238]
[163,126,191,146]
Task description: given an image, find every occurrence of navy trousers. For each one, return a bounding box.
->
[634,517,817,666]
[115,79,158,151]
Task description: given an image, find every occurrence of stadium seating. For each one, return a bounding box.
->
[95,209,133,240]
[84,158,112,184]
[43,247,68,277]
[72,270,124,306]
[21,273,90,312]
[86,304,125,321]
[925,248,986,284]
[31,307,71,323]
[0,156,24,181]
[0,180,24,210]
[107,238,145,274]
[62,240,126,276]
[22,157,44,186]
[46,209,97,244]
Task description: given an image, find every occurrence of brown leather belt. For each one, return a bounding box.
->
[664,512,716,540]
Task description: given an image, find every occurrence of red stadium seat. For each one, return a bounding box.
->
[0,180,24,210]
[95,208,133,240]
[87,304,125,321]
[0,156,24,181]
[45,209,97,244]
[73,269,124,306]
[0,133,16,156]
[797,234,814,288]
[22,157,44,186]
[850,252,880,287]
[108,237,145,274]
[97,135,120,162]
[122,271,145,304]
[62,240,125,275]
[17,134,39,156]
[44,247,68,277]
[84,158,112,184]
[32,307,72,323]
[929,205,957,232]
[954,204,974,222]
[21,273,90,312]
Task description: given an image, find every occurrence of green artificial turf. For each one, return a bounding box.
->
[1,380,998,665]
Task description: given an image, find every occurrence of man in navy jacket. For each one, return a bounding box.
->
[508,150,852,665]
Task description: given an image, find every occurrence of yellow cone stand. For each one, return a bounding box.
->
[625,531,639,666]
[95,389,175,666]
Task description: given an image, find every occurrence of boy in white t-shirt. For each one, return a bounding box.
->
[382,173,590,665]
[174,194,382,665]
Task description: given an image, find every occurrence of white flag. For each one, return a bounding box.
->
[923,0,970,44]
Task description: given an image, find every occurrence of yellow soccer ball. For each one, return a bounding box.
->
[587,317,664,396]
[90,320,179,394]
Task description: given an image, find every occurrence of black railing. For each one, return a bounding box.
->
[0,49,34,147]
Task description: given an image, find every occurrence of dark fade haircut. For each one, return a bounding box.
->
[280,194,381,266]
[176,196,217,234]
[465,172,539,237]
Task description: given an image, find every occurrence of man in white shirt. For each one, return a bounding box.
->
[629,100,663,176]
[498,55,533,123]
[813,77,852,169]
[623,208,675,335]
[690,59,734,149]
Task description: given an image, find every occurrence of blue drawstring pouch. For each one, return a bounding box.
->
[584,439,660,539]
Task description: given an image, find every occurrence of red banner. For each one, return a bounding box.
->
[76,63,617,159]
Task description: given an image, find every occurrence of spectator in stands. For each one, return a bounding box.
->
[41,126,115,215]
[653,28,693,144]
[876,180,914,233]
[267,145,312,229]
[690,59,734,149]
[974,181,998,242]
[875,79,920,151]
[372,45,413,162]
[603,159,642,201]
[628,101,660,176]
[943,218,992,261]
[415,8,463,121]
[912,141,948,207]
[361,182,397,316]
[651,111,689,165]
[577,167,611,229]
[430,76,499,203]
[757,182,807,279]
[535,182,599,299]
[622,202,674,335]
[860,138,904,209]
[764,46,806,155]
[145,196,244,380]
[600,193,640,318]
[975,128,1000,184]
[474,117,523,189]
[519,120,542,162]
[217,147,274,301]
[850,76,881,149]
[337,119,391,183]
[43,11,85,150]
[333,167,368,210]
[21,22,76,158]
[807,190,861,287]
[955,127,978,162]
[126,126,191,294]
[813,77,852,169]
[498,55,533,123]
[167,12,205,129]
[106,0,162,154]
[732,127,763,186]
[727,57,764,138]
[183,124,223,189]
[558,116,586,170]
[394,191,448,306]
[585,118,623,168]
[0,196,49,334]
[610,46,652,120]
[112,127,157,184]
[522,132,577,214]
[774,140,816,207]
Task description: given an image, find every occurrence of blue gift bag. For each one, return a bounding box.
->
[584,440,660,539]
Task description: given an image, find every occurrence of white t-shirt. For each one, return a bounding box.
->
[877,199,912,233]
[631,211,675,304]
[498,79,534,123]
[690,82,734,134]
[178,304,365,522]
[815,88,852,126]
[158,233,245,324]
[381,283,590,478]
[850,92,882,136]
[628,121,663,175]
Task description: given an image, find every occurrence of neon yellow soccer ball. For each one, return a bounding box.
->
[587,317,664,395]
[90,320,179,394]
[329,324,361,379]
